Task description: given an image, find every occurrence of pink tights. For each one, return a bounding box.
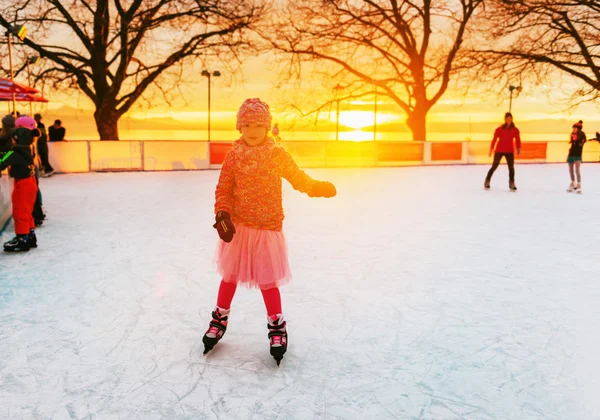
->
[216,280,282,315]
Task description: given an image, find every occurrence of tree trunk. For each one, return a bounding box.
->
[406,108,427,141]
[94,106,120,140]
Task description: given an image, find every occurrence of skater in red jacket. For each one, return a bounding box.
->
[484,112,521,191]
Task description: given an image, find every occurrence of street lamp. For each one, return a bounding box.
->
[333,84,343,141]
[509,85,522,113]
[201,69,221,142]
[373,87,378,142]
[26,55,41,115]
[6,24,28,114]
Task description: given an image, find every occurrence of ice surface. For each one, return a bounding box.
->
[1,164,600,419]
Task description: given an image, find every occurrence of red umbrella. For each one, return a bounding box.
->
[0,91,48,102]
[0,77,40,95]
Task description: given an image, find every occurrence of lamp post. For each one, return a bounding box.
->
[26,55,40,115]
[509,85,522,113]
[201,69,221,142]
[333,84,343,141]
[373,87,378,142]
[6,25,27,114]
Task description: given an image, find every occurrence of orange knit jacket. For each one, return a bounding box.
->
[215,137,317,231]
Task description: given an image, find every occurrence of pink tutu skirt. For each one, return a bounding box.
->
[214,224,292,290]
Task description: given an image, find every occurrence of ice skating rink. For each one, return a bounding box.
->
[1,164,600,420]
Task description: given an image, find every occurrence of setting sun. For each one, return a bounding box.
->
[333,111,398,130]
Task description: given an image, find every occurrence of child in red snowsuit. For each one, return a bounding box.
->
[0,116,39,252]
[202,98,337,365]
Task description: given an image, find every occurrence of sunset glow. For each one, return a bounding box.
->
[333,111,399,130]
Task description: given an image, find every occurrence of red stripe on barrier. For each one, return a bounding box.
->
[517,143,547,160]
[210,142,233,165]
[431,142,462,161]
[377,142,424,162]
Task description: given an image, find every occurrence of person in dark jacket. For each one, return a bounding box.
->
[484,112,521,191]
[48,119,66,141]
[34,113,54,176]
[0,121,39,252]
[0,115,15,153]
[566,120,586,193]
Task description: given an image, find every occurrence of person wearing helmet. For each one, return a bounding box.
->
[0,116,39,252]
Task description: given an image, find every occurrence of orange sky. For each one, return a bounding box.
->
[4,36,599,133]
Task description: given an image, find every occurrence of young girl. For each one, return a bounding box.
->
[203,98,336,365]
[567,120,586,193]
[484,112,521,191]
[0,116,39,252]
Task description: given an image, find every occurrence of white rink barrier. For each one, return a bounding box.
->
[44,140,600,173]
[0,170,12,232]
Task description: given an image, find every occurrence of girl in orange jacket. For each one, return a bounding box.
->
[203,98,336,365]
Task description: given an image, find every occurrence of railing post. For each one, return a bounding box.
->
[140,140,145,171]
[87,141,92,172]
[423,141,432,165]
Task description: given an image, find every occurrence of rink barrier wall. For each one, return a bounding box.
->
[0,169,12,234]
[45,140,600,173]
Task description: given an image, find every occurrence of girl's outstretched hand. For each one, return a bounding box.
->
[213,211,236,243]
[309,181,337,198]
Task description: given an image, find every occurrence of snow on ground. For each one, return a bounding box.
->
[1,164,600,420]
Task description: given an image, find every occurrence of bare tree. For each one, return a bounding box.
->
[0,0,263,140]
[264,0,484,141]
[471,0,600,106]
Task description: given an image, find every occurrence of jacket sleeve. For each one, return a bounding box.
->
[0,150,17,171]
[214,151,235,215]
[490,127,499,150]
[514,128,521,149]
[278,148,317,194]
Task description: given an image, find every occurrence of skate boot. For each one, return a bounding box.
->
[28,230,37,248]
[567,181,576,192]
[202,307,230,355]
[484,178,491,190]
[3,235,31,252]
[576,183,582,194]
[267,314,288,366]
[509,181,517,191]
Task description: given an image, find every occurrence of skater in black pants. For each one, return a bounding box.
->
[566,121,586,193]
[485,112,521,191]
[34,114,54,176]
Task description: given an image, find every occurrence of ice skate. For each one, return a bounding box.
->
[576,183,582,194]
[28,231,37,248]
[567,182,576,192]
[202,307,230,355]
[267,314,287,366]
[484,178,490,190]
[509,181,517,191]
[3,235,31,252]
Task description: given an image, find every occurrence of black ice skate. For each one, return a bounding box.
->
[202,307,229,355]
[28,231,37,248]
[509,181,517,191]
[484,178,491,190]
[3,235,31,252]
[267,314,288,366]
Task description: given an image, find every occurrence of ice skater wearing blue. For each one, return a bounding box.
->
[567,121,586,193]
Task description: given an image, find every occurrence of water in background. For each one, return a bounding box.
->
[67,129,573,142]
